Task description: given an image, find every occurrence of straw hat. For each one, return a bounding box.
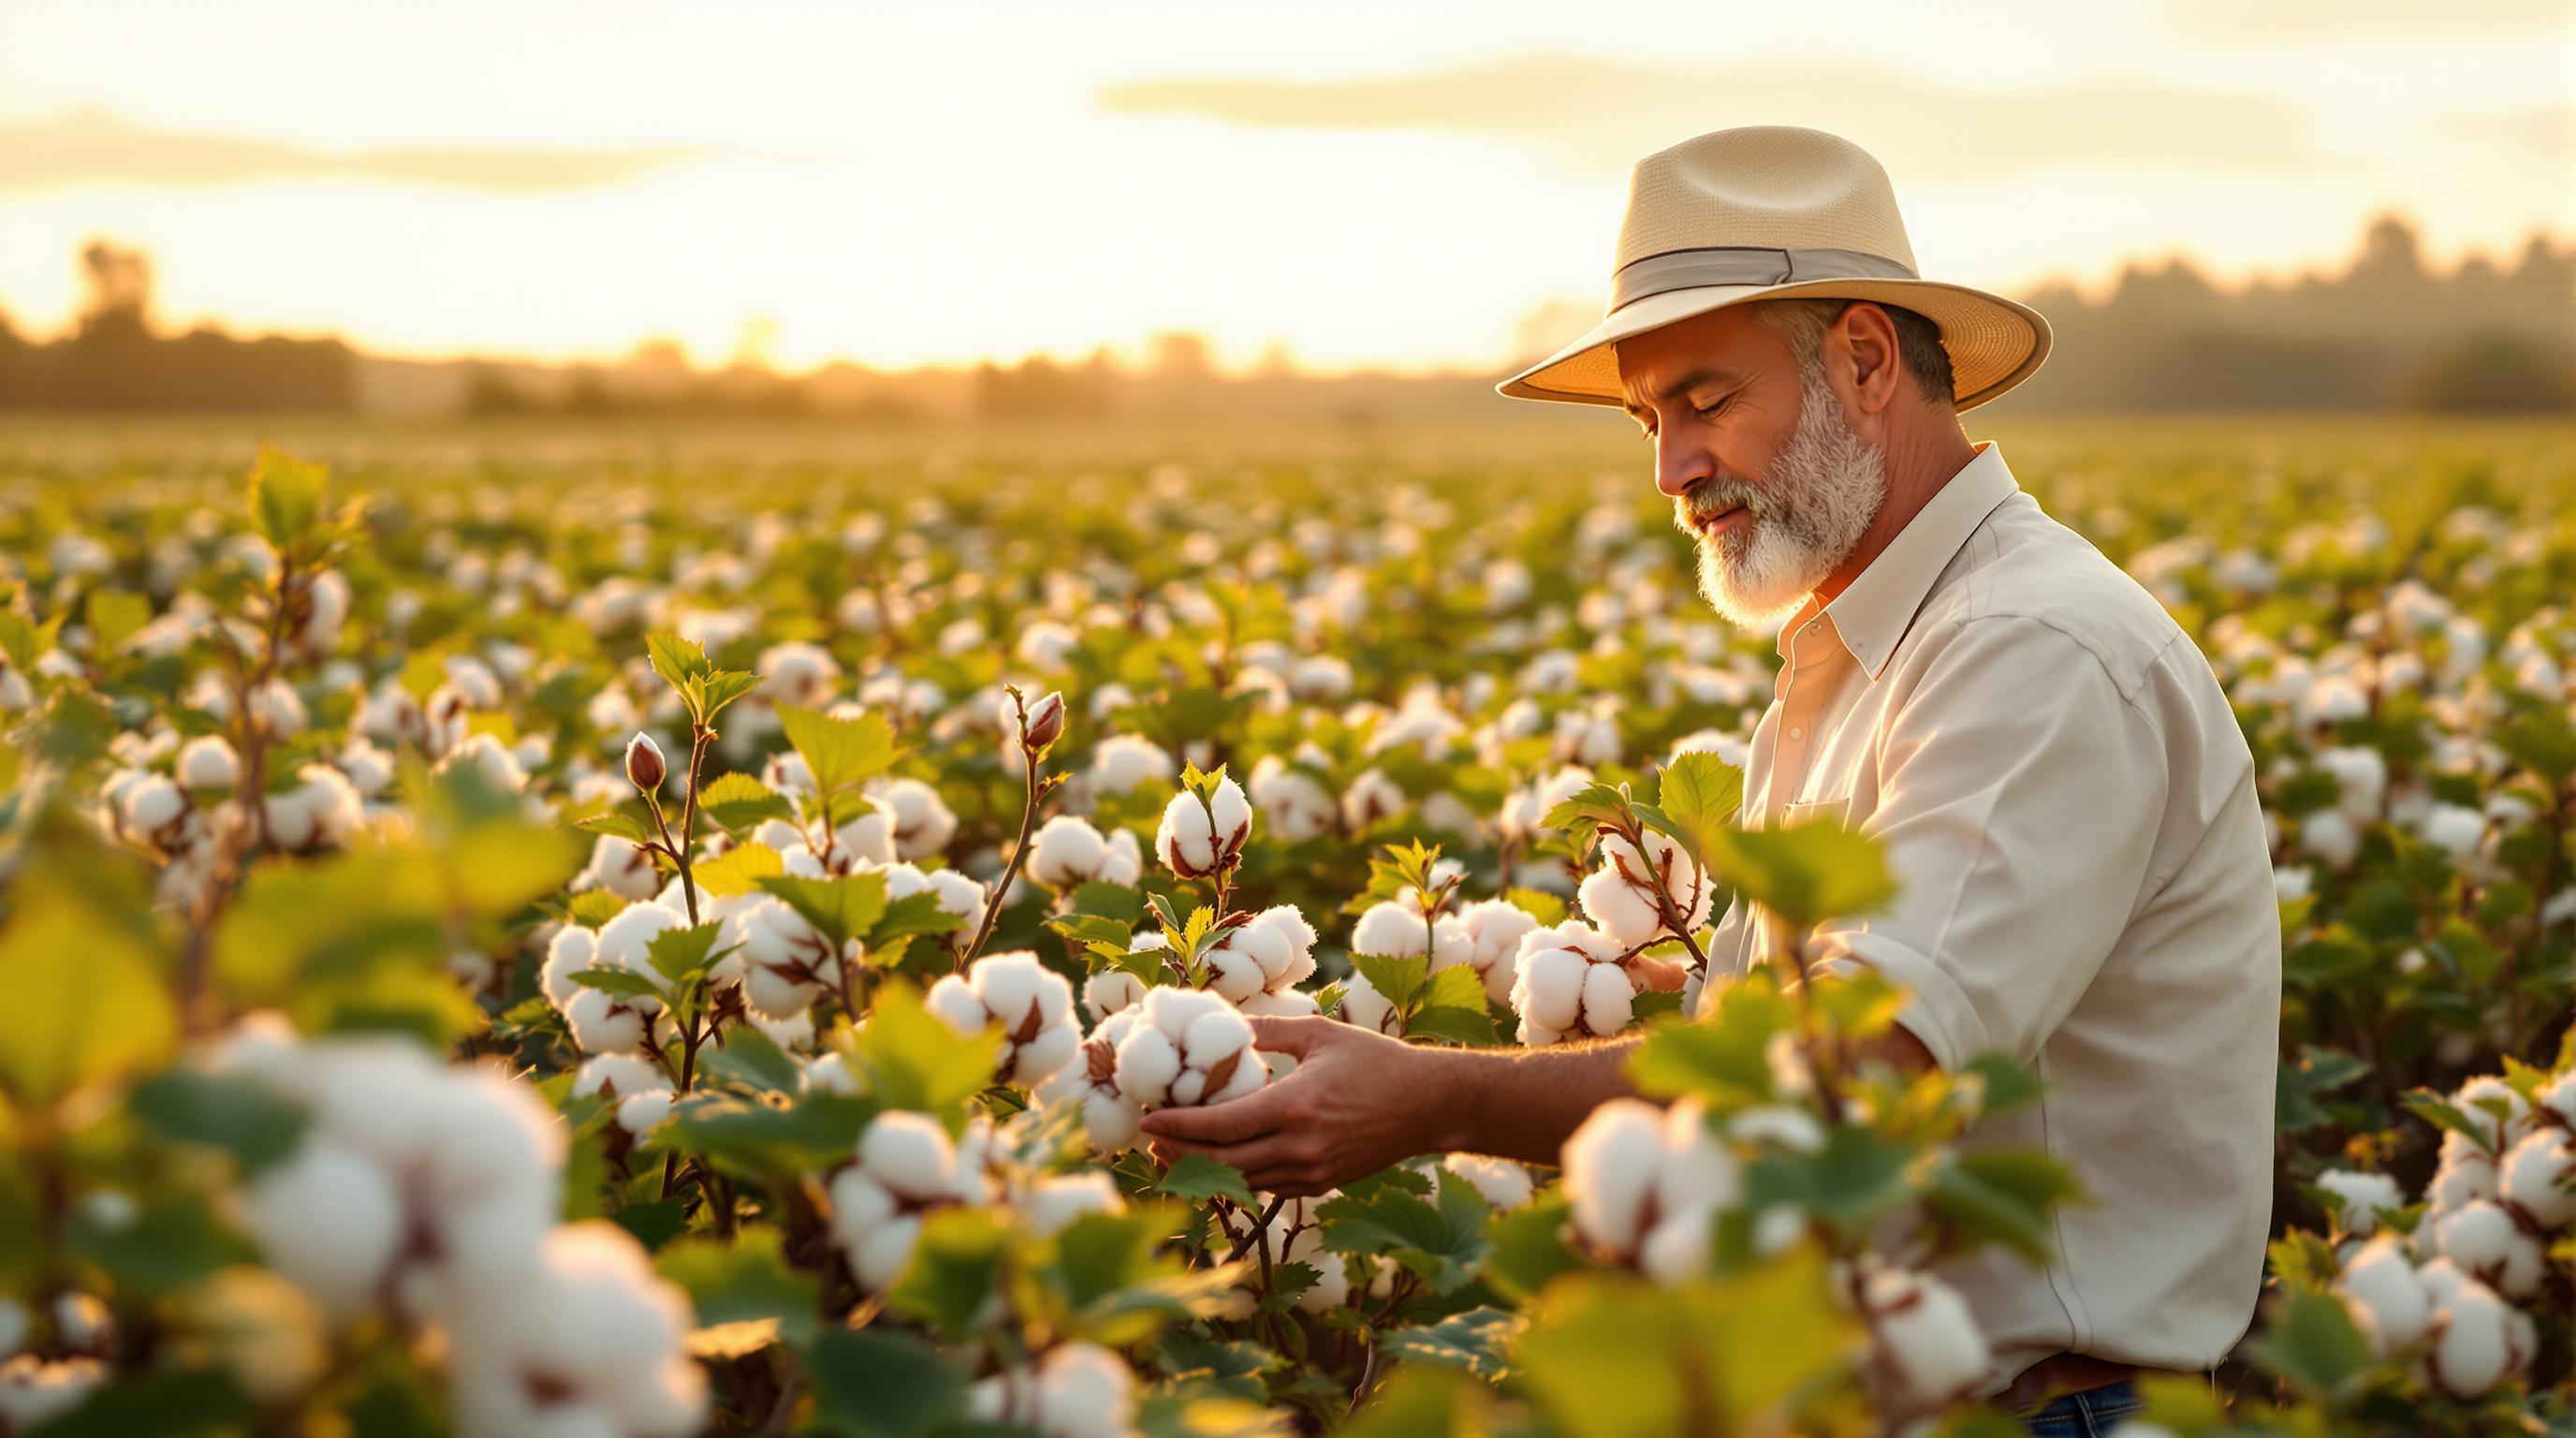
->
[1497,125,2051,412]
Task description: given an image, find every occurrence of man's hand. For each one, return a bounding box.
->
[1138,1016,1440,1197]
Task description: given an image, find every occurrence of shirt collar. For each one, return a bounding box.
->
[1773,439,2021,679]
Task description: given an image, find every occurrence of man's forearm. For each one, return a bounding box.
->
[1413,1034,1644,1167]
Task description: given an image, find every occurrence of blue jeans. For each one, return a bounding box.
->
[2017,1378,2143,1436]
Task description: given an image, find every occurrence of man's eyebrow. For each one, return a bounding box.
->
[1619,365,1744,418]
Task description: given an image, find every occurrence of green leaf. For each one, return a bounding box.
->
[846,981,1000,1125]
[2402,1088,2496,1155]
[1351,951,1430,1011]
[34,1365,256,1438]
[69,1188,254,1296]
[1505,887,1569,927]
[1651,752,1746,865]
[87,590,152,657]
[779,704,900,798]
[0,861,176,1109]
[2276,1047,2371,1134]
[651,1090,878,1181]
[699,772,797,831]
[1925,1148,2086,1266]
[695,669,767,724]
[1707,820,1896,931]
[886,1206,1014,1342]
[1071,880,1147,923]
[2495,709,2576,785]
[1485,1193,1581,1302]
[1747,1124,1917,1237]
[1381,1306,1524,1382]
[700,1026,803,1095]
[1407,1002,1500,1047]
[570,968,667,1002]
[2246,1284,2375,1409]
[575,809,656,845]
[1961,1052,2048,1116]
[248,442,329,550]
[692,841,783,899]
[646,921,730,989]
[1627,972,1795,1105]
[1341,1365,1491,1438]
[1515,1253,1856,1438]
[1158,1153,1257,1210]
[804,1328,970,1438]
[1539,781,1636,838]
[652,1227,820,1353]
[129,1071,308,1175]
[564,890,628,929]
[757,871,889,953]
[646,630,714,695]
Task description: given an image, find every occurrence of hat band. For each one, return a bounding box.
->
[1608,245,1919,313]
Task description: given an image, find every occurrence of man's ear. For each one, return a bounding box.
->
[1834,301,1905,420]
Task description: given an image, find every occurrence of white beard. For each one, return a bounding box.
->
[1676,361,1889,628]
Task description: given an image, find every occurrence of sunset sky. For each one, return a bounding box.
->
[0,0,2568,374]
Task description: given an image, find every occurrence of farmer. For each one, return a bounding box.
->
[1140,125,2282,1428]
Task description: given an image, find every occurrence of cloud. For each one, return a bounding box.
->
[2165,0,2573,40]
[1094,53,2331,183]
[2439,105,2574,161]
[0,109,705,194]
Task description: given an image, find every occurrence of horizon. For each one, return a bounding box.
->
[1,0,2569,376]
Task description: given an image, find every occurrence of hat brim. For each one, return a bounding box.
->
[1494,277,2052,413]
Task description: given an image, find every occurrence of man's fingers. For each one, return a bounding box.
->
[1137,1084,1285,1144]
[1630,954,1688,993]
[1246,1015,1335,1057]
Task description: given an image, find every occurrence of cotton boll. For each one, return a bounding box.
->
[580,834,662,902]
[1022,1172,1124,1238]
[1438,1154,1535,1211]
[240,1142,404,1320]
[1112,1026,1182,1108]
[1027,815,1109,888]
[1090,735,1175,795]
[444,1222,708,1438]
[2432,1199,2545,1298]
[1351,900,1435,960]
[1578,863,1664,947]
[1863,1266,1990,1407]
[2420,803,2486,863]
[1577,961,1637,1036]
[2334,1236,2430,1356]
[2315,1168,2405,1237]
[563,988,651,1055]
[617,1090,676,1136]
[2298,810,2361,871]
[1338,970,1400,1035]
[121,772,188,842]
[1510,942,1590,1045]
[2423,1278,2528,1399]
[1083,969,1143,1022]
[0,1356,107,1431]
[874,777,958,859]
[1656,1099,1743,1216]
[2317,746,2388,824]
[1456,899,1538,1005]
[176,735,240,791]
[539,925,601,1007]
[2452,1076,2535,1150]
[1247,755,1337,844]
[1560,1099,1665,1257]
[572,1053,666,1101]
[2496,1132,2576,1228]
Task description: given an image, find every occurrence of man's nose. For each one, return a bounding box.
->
[1654,437,1711,499]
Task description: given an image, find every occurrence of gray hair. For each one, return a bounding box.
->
[1748,297,1956,406]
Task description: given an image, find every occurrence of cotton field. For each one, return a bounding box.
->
[0,418,2570,1437]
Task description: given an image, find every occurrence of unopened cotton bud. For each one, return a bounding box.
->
[1020,689,1065,752]
[625,731,666,792]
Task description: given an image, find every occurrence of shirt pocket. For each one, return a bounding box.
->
[1779,793,1852,827]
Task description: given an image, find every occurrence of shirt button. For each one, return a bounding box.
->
[1787,725,1805,741]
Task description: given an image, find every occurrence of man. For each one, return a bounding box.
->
[1139,125,2280,1431]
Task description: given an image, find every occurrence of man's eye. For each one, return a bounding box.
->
[1694,395,1731,418]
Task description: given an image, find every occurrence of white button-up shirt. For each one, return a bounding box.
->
[1701,438,2280,1395]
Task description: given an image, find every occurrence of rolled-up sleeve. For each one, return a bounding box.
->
[1804,615,2170,1071]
